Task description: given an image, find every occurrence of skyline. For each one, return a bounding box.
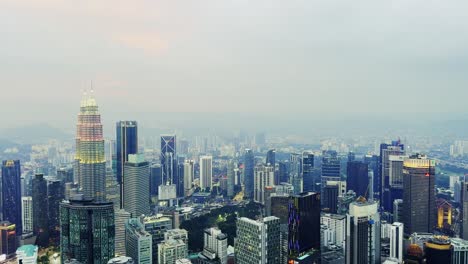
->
[2,0,468,130]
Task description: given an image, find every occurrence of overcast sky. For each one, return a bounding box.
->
[1,0,468,130]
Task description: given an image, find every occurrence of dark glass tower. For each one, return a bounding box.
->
[402,154,436,235]
[1,160,22,236]
[60,199,115,264]
[244,149,255,198]
[32,174,49,247]
[322,182,339,213]
[116,121,138,208]
[288,192,321,261]
[321,150,341,188]
[266,149,276,167]
[364,155,379,201]
[380,140,404,211]
[302,152,315,192]
[160,135,176,186]
[346,161,369,198]
[48,179,64,245]
[150,164,162,196]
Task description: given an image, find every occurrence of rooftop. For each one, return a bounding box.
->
[16,245,38,257]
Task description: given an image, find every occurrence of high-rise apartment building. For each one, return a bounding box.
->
[60,199,115,264]
[390,222,403,263]
[21,196,33,234]
[126,218,152,264]
[1,160,22,236]
[321,214,346,250]
[143,215,173,263]
[254,165,275,205]
[289,153,302,195]
[158,239,188,264]
[116,121,138,208]
[346,198,381,264]
[74,94,106,202]
[200,156,213,191]
[402,154,436,235]
[201,227,228,264]
[183,160,194,197]
[123,154,150,217]
[235,216,281,264]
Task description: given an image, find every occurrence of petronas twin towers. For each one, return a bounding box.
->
[74,92,106,202]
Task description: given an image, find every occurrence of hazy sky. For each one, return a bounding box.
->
[1,0,468,130]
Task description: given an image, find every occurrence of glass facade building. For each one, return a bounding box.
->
[116,121,138,208]
[1,160,22,236]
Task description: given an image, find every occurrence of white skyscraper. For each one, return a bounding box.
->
[123,154,150,217]
[254,165,275,204]
[321,214,346,250]
[183,160,194,196]
[201,227,228,264]
[21,196,33,234]
[390,222,403,263]
[200,156,213,190]
[115,209,131,256]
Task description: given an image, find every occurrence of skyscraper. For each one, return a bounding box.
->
[346,161,369,198]
[60,199,115,264]
[321,150,341,190]
[1,160,22,236]
[289,153,302,195]
[150,164,162,196]
[161,135,176,186]
[235,216,281,264]
[254,165,275,205]
[226,160,235,198]
[346,198,381,264]
[48,178,64,244]
[74,93,106,202]
[115,209,131,256]
[183,160,194,197]
[390,222,403,263]
[21,196,33,234]
[302,151,315,192]
[462,175,468,239]
[244,149,255,199]
[288,192,321,261]
[201,227,228,264]
[380,141,405,211]
[142,215,173,263]
[116,121,138,208]
[402,154,436,235]
[126,218,152,264]
[0,221,16,257]
[388,155,407,211]
[32,173,48,247]
[123,154,150,217]
[266,149,276,167]
[200,156,213,191]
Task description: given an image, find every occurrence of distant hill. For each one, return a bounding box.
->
[0,123,72,144]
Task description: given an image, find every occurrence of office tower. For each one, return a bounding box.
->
[253,165,275,204]
[451,238,468,264]
[461,175,468,239]
[393,199,403,223]
[362,155,378,199]
[346,198,381,264]
[244,149,255,199]
[266,149,276,167]
[288,192,321,261]
[455,180,462,203]
[183,160,194,197]
[268,194,289,264]
[60,199,115,264]
[235,216,281,264]
[424,236,453,263]
[402,154,436,235]
[200,156,213,191]
[123,154,150,217]
[437,199,453,229]
[74,94,106,202]
[116,121,138,208]
[346,161,369,198]
[32,174,49,247]
[161,135,177,186]
[48,179,64,244]
[200,228,228,264]
[388,155,407,209]
[16,244,38,264]
[380,141,405,211]
[323,181,345,214]
[158,236,188,264]
[115,209,131,256]
[302,151,315,192]
[176,158,185,198]
[321,150,341,189]
[21,196,33,234]
[126,218,152,264]
[390,222,403,263]
[226,161,235,198]
[289,153,302,195]
[1,160,22,236]
[278,161,289,184]
[0,221,16,257]
[150,164,162,196]
[321,214,346,250]
[143,215,173,263]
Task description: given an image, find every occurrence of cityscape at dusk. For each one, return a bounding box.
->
[1,1,468,264]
